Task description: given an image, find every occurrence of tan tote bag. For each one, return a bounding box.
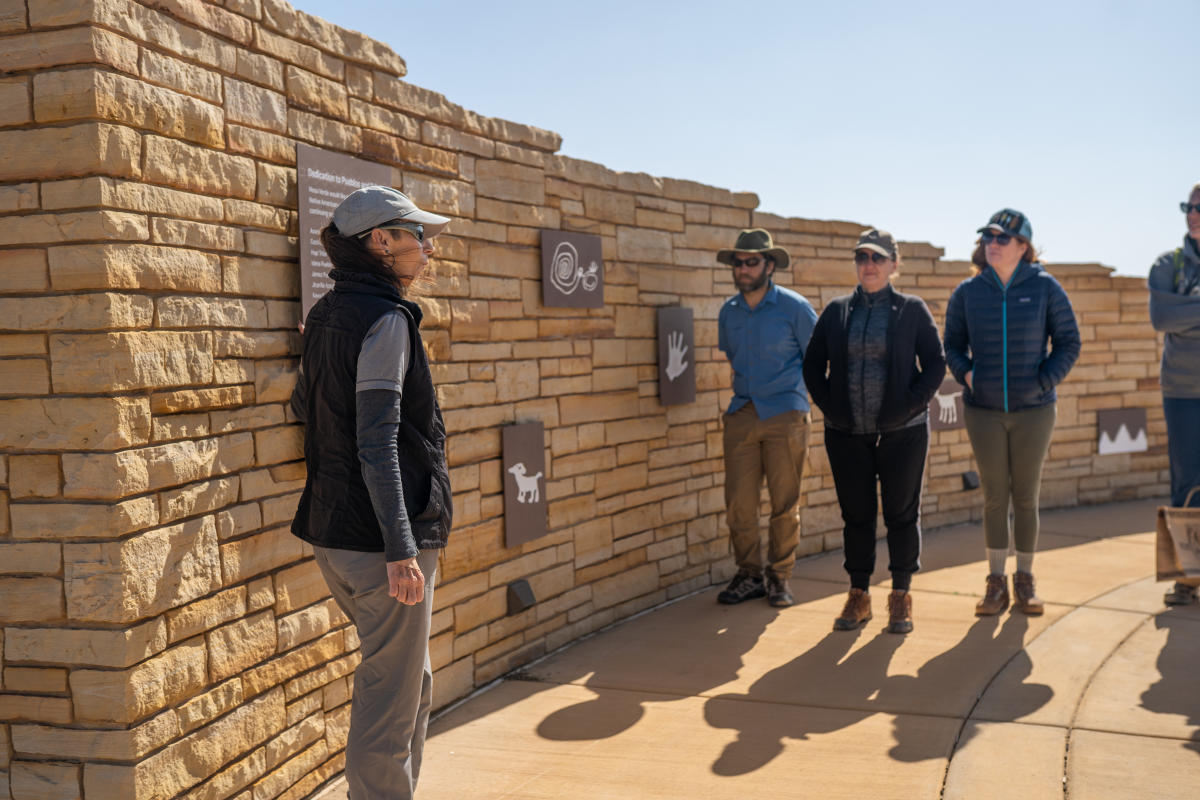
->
[1156,487,1200,584]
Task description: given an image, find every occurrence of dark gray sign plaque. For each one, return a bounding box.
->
[930,377,966,431]
[503,421,548,548]
[541,230,604,308]
[657,306,695,406]
[297,143,392,320]
[1097,408,1148,455]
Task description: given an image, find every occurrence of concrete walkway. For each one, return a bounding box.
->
[318,498,1200,799]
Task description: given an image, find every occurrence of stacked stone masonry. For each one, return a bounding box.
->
[0,0,1169,797]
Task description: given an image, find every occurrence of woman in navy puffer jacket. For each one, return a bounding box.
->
[944,209,1080,617]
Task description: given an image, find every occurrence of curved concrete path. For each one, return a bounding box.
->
[318,498,1200,799]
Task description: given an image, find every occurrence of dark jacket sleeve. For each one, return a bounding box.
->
[356,388,418,562]
[942,283,972,385]
[289,364,307,421]
[1038,279,1081,391]
[802,305,833,416]
[907,298,947,415]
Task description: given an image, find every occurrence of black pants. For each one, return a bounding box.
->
[824,423,929,591]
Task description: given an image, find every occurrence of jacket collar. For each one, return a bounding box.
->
[330,269,424,325]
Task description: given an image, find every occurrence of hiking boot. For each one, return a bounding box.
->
[1164,581,1199,606]
[1012,571,1044,615]
[717,571,766,605]
[766,573,796,608]
[886,590,913,634]
[833,588,872,630]
[975,574,1009,616]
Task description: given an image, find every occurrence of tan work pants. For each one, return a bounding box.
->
[722,404,810,579]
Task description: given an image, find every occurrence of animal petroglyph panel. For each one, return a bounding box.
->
[503,420,548,548]
[541,230,604,308]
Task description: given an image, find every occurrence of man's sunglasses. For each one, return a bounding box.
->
[361,220,425,242]
[729,255,764,268]
[980,231,1014,246]
[854,251,890,265]
[1181,202,1200,214]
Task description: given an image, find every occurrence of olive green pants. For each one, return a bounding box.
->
[963,403,1057,553]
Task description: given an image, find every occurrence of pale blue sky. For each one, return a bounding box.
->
[292,0,1195,275]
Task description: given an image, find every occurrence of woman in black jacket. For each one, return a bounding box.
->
[943,209,1080,617]
[804,229,946,634]
[291,185,453,799]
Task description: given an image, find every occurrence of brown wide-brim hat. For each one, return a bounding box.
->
[716,228,790,270]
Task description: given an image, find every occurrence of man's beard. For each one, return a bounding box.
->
[736,270,770,293]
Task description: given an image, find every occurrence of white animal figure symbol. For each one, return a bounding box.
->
[935,389,962,424]
[549,241,599,296]
[508,462,543,504]
[665,330,689,381]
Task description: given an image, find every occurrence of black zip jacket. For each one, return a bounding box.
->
[803,284,947,433]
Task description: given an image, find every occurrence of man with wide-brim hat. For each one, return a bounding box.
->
[716,228,818,608]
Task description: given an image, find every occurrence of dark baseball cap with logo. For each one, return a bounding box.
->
[977,208,1032,241]
[854,228,897,259]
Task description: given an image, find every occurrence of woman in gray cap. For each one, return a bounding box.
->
[290,185,452,799]
[943,209,1080,617]
[1150,182,1200,605]
[804,229,946,633]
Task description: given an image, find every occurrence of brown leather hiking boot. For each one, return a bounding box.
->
[975,574,1009,616]
[886,590,913,634]
[834,588,872,630]
[1013,571,1044,615]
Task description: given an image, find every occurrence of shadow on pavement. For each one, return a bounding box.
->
[1140,610,1200,757]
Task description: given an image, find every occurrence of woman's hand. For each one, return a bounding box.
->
[387,557,426,605]
[964,370,973,391]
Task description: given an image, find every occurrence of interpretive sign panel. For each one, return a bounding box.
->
[297,143,392,320]
[503,421,549,548]
[657,306,695,406]
[540,230,604,308]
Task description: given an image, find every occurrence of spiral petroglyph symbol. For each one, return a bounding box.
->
[549,241,600,296]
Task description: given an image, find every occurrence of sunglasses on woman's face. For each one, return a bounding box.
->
[730,255,763,268]
[980,231,1013,246]
[1182,202,1200,214]
[854,251,889,265]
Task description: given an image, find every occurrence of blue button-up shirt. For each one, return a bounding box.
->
[718,282,818,419]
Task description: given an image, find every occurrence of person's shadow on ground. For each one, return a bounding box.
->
[704,611,1052,775]
[536,599,779,741]
[1139,610,1200,758]
[704,627,903,775]
[886,613,1049,762]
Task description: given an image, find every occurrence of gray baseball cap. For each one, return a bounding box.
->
[332,185,450,238]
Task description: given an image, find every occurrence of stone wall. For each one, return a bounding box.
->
[0,0,1167,797]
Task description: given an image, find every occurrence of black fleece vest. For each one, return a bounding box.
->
[291,270,452,552]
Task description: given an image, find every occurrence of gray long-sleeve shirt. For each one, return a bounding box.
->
[1149,235,1200,398]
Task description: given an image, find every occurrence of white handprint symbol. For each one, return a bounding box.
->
[665,330,689,382]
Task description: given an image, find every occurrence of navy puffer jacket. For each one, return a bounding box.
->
[943,261,1081,412]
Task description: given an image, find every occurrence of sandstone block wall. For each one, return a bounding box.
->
[0,0,1167,797]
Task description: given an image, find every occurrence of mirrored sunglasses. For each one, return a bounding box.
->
[854,251,890,265]
[1181,202,1200,214]
[361,220,424,242]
